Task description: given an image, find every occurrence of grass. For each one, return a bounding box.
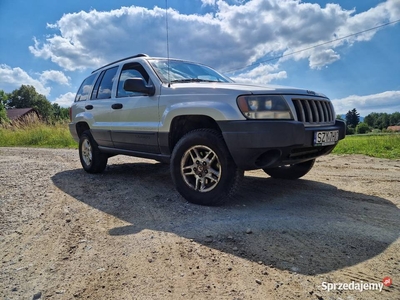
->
[0,118,77,148]
[1,119,399,159]
[332,133,400,159]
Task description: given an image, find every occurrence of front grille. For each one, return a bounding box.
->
[292,99,335,125]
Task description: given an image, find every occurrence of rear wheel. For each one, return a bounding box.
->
[79,131,108,173]
[171,129,243,206]
[263,159,315,180]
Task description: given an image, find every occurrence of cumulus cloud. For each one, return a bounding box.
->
[332,91,400,115]
[201,0,216,6]
[0,64,71,98]
[308,49,341,69]
[39,70,70,85]
[28,0,400,73]
[0,64,50,96]
[53,92,76,107]
[231,63,287,84]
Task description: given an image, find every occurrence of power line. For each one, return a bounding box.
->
[225,18,400,74]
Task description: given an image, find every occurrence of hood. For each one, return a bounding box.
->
[169,82,327,98]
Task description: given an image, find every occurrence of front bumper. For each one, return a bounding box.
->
[218,120,346,170]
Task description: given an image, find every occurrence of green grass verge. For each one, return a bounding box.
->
[0,122,78,148]
[332,133,400,159]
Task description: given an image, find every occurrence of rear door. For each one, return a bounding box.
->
[88,66,119,147]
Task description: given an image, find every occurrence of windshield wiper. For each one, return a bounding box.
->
[170,78,217,83]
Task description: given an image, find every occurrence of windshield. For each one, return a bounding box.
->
[148,59,233,83]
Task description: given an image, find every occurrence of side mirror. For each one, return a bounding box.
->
[124,78,155,96]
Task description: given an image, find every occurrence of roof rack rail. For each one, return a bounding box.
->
[91,54,149,73]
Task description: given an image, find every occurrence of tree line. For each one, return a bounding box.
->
[0,85,70,124]
[339,108,400,135]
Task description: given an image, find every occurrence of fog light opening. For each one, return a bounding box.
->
[255,150,281,168]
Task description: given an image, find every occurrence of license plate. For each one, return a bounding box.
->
[314,130,339,146]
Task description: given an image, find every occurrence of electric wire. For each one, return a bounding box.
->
[225,18,400,74]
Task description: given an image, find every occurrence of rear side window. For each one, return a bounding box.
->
[75,74,97,101]
[91,67,118,100]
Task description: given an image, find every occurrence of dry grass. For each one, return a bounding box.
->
[0,116,77,148]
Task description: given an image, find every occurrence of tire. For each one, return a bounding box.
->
[79,130,108,173]
[170,129,243,206]
[263,159,315,180]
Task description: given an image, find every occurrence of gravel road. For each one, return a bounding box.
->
[1,147,399,300]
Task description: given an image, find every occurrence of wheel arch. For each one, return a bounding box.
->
[75,122,90,139]
[168,115,222,153]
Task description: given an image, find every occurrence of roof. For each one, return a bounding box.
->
[6,108,39,121]
[387,125,400,132]
[91,53,149,74]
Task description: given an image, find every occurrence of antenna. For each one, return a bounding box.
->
[165,0,171,87]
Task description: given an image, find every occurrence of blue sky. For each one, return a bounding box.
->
[1,0,399,116]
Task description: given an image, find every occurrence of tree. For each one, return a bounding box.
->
[389,112,400,126]
[375,113,390,130]
[0,90,9,124]
[52,103,70,121]
[8,85,53,121]
[364,112,378,128]
[345,108,360,128]
[356,122,370,134]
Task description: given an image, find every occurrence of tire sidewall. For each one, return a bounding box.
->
[171,130,237,205]
[79,131,108,173]
[79,132,94,171]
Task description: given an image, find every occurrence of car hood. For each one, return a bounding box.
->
[169,82,328,98]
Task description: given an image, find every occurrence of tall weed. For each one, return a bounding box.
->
[0,118,77,148]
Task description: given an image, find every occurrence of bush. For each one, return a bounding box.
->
[346,126,355,135]
[356,122,370,134]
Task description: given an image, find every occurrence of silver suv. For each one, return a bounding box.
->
[69,54,345,205]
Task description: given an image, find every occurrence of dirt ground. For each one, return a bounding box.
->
[0,147,399,300]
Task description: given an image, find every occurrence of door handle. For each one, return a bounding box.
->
[85,105,93,110]
[111,103,123,109]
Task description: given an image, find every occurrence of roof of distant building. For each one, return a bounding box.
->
[6,108,39,121]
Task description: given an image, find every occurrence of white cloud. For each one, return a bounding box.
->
[201,0,216,6]
[309,49,340,69]
[39,70,70,86]
[0,64,71,99]
[332,91,400,115]
[28,1,400,73]
[0,64,50,96]
[53,92,75,107]
[231,64,287,84]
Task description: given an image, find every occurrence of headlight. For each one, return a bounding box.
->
[237,95,293,119]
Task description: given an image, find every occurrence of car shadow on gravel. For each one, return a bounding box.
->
[51,162,400,276]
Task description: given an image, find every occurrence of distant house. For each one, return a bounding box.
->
[387,125,400,132]
[6,108,40,122]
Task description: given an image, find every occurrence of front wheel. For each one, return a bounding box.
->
[79,131,108,173]
[171,129,243,206]
[263,159,315,180]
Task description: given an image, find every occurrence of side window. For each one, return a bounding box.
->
[75,74,97,101]
[117,63,152,98]
[91,67,118,100]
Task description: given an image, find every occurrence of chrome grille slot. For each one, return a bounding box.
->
[292,98,335,125]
